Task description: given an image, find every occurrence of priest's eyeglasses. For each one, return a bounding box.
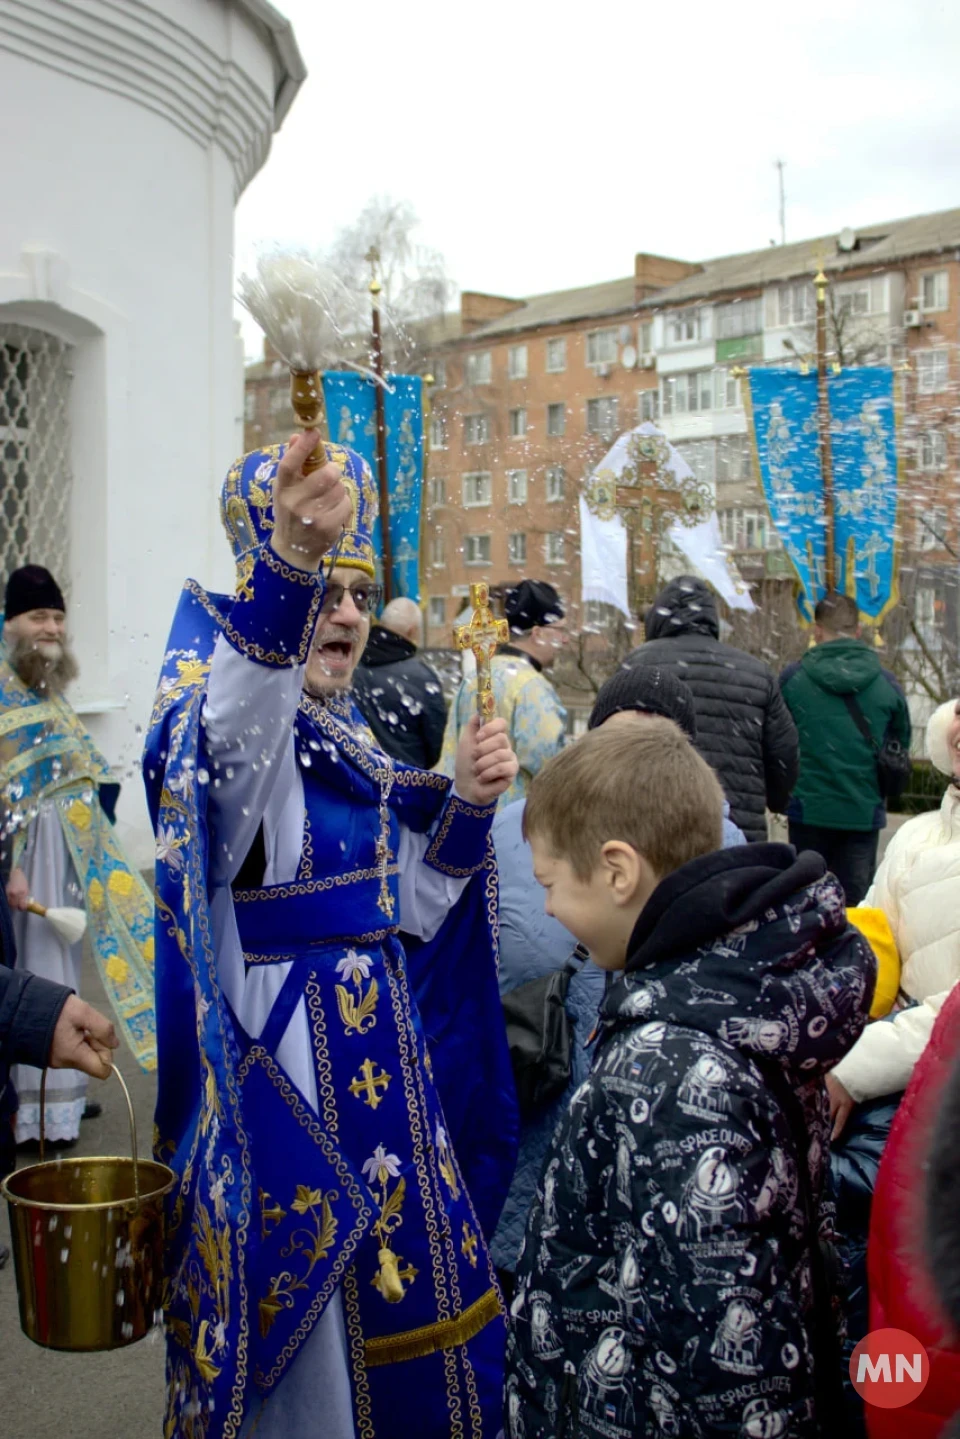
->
[321,581,383,615]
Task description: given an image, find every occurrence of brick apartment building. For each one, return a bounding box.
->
[243,206,960,657]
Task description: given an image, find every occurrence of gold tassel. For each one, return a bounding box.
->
[376,1248,405,1303]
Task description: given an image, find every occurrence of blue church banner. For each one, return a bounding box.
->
[745,366,900,623]
[323,371,425,603]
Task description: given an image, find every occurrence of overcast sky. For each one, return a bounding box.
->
[235,0,960,353]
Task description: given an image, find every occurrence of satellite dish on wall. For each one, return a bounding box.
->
[838,227,857,253]
[621,345,638,370]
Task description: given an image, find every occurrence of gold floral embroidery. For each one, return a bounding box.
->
[259,1189,287,1241]
[334,949,379,1036]
[363,1145,417,1303]
[259,1187,339,1338]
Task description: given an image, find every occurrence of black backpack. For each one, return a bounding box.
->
[501,945,589,1119]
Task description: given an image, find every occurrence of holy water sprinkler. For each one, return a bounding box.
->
[237,251,368,473]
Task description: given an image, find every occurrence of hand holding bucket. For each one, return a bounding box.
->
[1,1064,175,1351]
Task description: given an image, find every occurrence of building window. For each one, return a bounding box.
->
[430,530,445,567]
[428,475,446,508]
[777,283,814,326]
[586,328,617,366]
[677,439,717,486]
[667,309,700,345]
[716,434,751,483]
[639,321,653,354]
[0,324,73,584]
[244,389,256,422]
[508,532,527,565]
[464,413,491,445]
[508,344,528,379]
[429,415,447,449]
[715,298,763,339]
[545,466,565,503]
[464,534,491,565]
[546,402,566,437]
[919,430,948,471]
[507,469,528,504]
[546,336,567,373]
[270,387,289,414]
[917,349,950,394]
[638,389,660,423]
[921,272,949,313]
[586,396,619,439]
[465,351,492,385]
[916,507,948,552]
[429,360,447,388]
[718,506,778,551]
[462,471,492,507]
[584,599,616,628]
[661,369,737,417]
[835,282,873,317]
[509,407,527,438]
[428,596,446,626]
[544,532,565,565]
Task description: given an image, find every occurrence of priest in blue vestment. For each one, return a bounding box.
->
[144,430,520,1439]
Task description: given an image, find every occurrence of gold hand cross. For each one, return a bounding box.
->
[453,582,509,724]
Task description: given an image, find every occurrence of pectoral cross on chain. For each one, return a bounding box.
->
[453,582,509,724]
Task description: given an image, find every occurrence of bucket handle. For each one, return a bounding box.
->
[39,1063,141,1205]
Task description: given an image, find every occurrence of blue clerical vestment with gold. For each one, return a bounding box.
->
[144,441,517,1439]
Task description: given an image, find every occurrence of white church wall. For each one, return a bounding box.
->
[0,1,303,866]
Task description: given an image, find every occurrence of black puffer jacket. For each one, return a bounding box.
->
[352,624,448,769]
[626,577,799,841]
[505,844,876,1439]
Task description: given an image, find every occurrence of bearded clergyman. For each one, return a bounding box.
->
[144,431,519,1439]
[0,565,156,1143]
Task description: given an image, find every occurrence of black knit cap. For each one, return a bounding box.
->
[504,579,564,634]
[5,565,66,621]
[588,664,698,741]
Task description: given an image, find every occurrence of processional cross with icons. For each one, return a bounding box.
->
[584,430,715,611]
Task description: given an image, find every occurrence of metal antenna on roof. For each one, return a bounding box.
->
[775,159,786,245]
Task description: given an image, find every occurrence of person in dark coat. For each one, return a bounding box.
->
[491,667,746,1288]
[626,575,799,841]
[505,719,875,1439]
[351,596,447,768]
[780,592,911,906]
[0,881,118,1264]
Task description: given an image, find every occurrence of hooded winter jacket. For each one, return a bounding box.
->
[866,984,960,1439]
[626,577,799,841]
[351,623,448,770]
[780,638,911,831]
[505,844,875,1439]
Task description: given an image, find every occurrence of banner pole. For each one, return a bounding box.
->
[814,269,837,594]
[367,252,394,603]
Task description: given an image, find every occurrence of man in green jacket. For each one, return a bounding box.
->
[779,591,911,905]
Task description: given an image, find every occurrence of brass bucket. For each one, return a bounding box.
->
[0,1064,175,1351]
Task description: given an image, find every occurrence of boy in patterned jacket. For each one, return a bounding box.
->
[505,718,875,1439]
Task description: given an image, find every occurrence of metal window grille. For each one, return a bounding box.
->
[0,325,73,592]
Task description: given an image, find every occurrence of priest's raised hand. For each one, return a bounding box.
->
[271,428,354,571]
[454,712,520,806]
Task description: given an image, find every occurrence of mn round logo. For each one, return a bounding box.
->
[850,1328,930,1408]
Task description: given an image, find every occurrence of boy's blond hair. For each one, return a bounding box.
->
[523,717,725,879]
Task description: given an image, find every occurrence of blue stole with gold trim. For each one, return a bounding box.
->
[0,656,156,1068]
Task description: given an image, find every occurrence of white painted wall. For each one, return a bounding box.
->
[0,0,303,865]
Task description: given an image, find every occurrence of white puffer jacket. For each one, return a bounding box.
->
[833,780,960,1102]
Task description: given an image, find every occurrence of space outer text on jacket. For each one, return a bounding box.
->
[504,844,876,1439]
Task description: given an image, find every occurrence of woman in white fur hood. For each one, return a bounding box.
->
[827,697,960,1135]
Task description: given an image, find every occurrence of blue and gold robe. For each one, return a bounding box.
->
[144,547,517,1439]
